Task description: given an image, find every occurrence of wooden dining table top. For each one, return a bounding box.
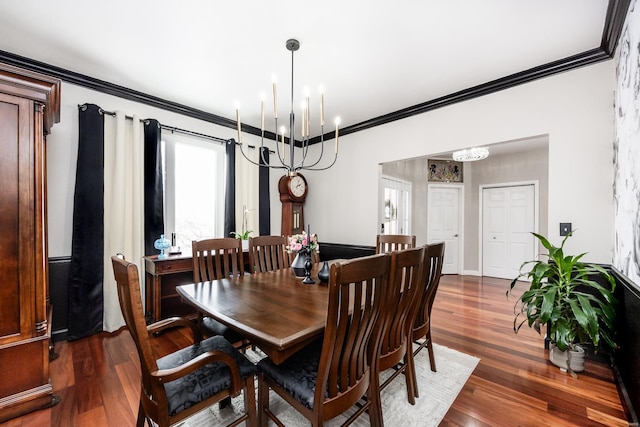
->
[176,263,331,364]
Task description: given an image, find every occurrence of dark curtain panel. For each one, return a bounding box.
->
[68,104,104,340]
[259,147,271,235]
[224,139,236,238]
[143,119,164,255]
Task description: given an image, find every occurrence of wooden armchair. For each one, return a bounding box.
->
[191,238,246,345]
[376,234,416,254]
[111,255,257,427]
[411,242,445,377]
[371,246,426,413]
[248,235,290,273]
[257,253,391,427]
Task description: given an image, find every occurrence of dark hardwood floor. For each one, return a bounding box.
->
[1,275,630,426]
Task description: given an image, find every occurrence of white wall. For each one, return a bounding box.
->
[303,60,615,263]
[47,61,615,263]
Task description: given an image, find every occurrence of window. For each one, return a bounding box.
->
[162,131,225,250]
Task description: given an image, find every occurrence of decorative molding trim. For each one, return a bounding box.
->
[0,0,629,143]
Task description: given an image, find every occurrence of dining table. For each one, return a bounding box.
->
[176,262,332,364]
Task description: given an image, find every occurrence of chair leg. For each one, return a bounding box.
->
[404,351,418,404]
[257,373,269,427]
[244,376,258,427]
[368,368,384,427]
[136,401,146,427]
[426,331,436,372]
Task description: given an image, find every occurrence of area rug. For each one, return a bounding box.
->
[181,342,479,426]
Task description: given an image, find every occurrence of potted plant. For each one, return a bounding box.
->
[507,232,617,376]
[231,205,253,249]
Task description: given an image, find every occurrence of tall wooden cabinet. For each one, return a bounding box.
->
[0,63,60,422]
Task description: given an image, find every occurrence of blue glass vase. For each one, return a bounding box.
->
[154,234,171,259]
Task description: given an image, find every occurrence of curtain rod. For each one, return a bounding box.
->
[78,104,273,152]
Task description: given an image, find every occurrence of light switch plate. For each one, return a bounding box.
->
[559,222,572,236]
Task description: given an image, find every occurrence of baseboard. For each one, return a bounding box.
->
[461,270,481,276]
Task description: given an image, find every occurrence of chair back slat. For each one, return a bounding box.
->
[376,234,416,254]
[378,247,426,364]
[413,242,445,336]
[248,235,290,273]
[316,253,390,408]
[192,238,244,281]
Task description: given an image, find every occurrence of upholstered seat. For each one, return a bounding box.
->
[158,335,257,416]
[256,339,323,410]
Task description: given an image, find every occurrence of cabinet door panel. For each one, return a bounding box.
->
[0,94,31,341]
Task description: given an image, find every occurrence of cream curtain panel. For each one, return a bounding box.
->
[102,112,145,332]
[236,145,260,237]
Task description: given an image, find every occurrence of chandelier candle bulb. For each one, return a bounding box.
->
[235,107,242,144]
[260,96,265,132]
[334,118,340,154]
[320,87,325,126]
[272,75,278,119]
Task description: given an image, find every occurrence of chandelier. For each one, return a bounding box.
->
[452,147,489,162]
[235,38,340,174]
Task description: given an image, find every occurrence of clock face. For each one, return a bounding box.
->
[289,175,306,198]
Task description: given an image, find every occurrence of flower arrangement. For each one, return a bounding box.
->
[287,232,319,253]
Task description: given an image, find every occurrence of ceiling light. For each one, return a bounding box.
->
[235,38,339,174]
[452,147,489,162]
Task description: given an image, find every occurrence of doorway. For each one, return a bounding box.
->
[481,182,537,279]
[380,176,411,235]
[427,184,463,274]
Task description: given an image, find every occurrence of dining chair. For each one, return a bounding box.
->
[111,255,257,427]
[257,253,391,427]
[248,235,290,273]
[192,238,246,345]
[411,242,445,377]
[375,234,416,254]
[371,246,426,413]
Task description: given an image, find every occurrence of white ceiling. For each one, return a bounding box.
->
[0,1,610,139]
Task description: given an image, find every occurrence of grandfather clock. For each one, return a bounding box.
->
[279,173,308,236]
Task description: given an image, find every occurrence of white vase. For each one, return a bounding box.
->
[549,344,585,372]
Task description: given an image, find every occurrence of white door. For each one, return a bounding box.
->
[482,185,535,279]
[427,185,461,274]
[380,177,411,235]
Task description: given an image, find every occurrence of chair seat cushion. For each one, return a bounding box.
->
[202,316,246,344]
[157,335,257,416]
[257,339,323,409]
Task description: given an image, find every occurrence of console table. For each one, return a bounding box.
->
[144,250,251,322]
[144,254,196,322]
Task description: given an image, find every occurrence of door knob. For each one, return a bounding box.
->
[453,234,458,237]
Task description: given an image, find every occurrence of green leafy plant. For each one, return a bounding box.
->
[230,230,252,240]
[507,232,617,354]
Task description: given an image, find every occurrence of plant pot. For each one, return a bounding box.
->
[549,344,585,373]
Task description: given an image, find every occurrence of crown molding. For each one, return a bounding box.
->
[0,0,629,144]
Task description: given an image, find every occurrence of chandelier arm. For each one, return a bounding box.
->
[298,151,338,171]
[238,142,288,169]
